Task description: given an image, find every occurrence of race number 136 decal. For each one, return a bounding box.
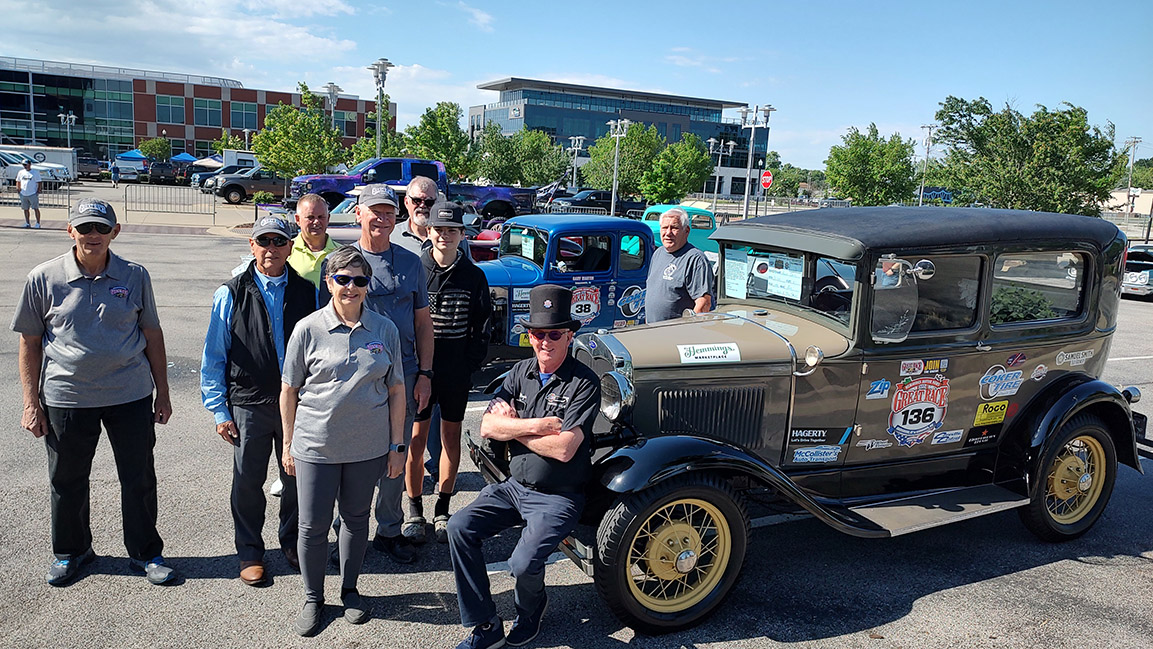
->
[888,376,950,447]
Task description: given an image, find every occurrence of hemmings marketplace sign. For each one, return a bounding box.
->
[677,343,741,364]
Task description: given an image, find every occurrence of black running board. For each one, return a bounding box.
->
[850,484,1029,537]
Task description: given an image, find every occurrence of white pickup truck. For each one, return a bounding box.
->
[0,150,68,188]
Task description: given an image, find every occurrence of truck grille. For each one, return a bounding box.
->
[657,387,765,448]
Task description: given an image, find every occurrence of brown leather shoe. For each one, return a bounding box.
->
[282,547,300,572]
[239,560,266,586]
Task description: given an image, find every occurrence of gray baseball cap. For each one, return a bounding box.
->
[70,198,117,227]
[252,216,292,239]
[428,203,465,228]
[358,184,398,209]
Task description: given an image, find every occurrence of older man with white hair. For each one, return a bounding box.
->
[644,207,713,323]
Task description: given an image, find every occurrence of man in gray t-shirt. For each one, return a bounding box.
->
[645,208,714,323]
[11,198,177,587]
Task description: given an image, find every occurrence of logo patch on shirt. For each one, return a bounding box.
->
[366,341,384,354]
[545,392,570,410]
[661,262,678,280]
[109,286,129,298]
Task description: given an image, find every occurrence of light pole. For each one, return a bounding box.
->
[739,104,775,217]
[322,82,343,130]
[706,137,736,211]
[1125,136,1143,218]
[243,128,253,149]
[917,124,936,206]
[567,135,585,189]
[367,58,395,159]
[57,110,77,148]
[607,119,631,216]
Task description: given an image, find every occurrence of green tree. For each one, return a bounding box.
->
[1128,157,1152,190]
[138,137,171,162]
[252,82,346,177]
[825,124,917,206]
[513,128,570,186]
[346,95,406,165]
[474,121,520,185]
[581,123,665,196]
[211,129,246,154]
[404,102,473,179]
[639,133,713,203]
[766,163,806,198]
[933,96,1125,215]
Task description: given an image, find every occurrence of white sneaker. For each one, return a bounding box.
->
[270,478,284,497]
[22,223,30,228]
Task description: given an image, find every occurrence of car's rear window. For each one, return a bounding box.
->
[991,251,1085,325]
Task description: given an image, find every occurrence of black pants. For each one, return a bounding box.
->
[44,396,164,561]
[232,403,298,562]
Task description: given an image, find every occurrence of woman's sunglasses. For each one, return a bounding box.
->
[255,235,290,248]
[331,274,370,287]
[527,329,568,341]
[74,222,113,235]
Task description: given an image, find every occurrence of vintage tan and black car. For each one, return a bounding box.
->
[469,206,1152,633]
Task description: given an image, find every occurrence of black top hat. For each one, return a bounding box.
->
[523,284,580,331]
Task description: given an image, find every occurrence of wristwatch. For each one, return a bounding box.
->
[417,369,435,379]
[389,443,407,454]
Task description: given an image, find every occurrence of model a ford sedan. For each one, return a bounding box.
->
[469,206,1150,633]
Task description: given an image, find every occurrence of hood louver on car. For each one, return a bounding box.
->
[657,386,765,449]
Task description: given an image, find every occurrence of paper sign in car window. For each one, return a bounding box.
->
[522,232,534,261]
[753,252,804,300]
[724,249,749,299]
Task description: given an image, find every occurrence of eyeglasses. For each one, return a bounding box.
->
[331,274,370,287]
[408,196,437,207]
[528,330,568,342]
[255,235,290,248]
[74,222,113,235]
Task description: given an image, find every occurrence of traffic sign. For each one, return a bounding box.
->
[761,170,774,189]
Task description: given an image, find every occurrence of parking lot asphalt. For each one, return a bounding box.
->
[1,228,1153,649]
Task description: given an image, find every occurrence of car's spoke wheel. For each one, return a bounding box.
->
[1019,414,1116,542]
[595,475,748,634]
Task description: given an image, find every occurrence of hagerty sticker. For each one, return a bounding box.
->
[677,343,741,364]
[887,375,949,447]
[973,400,1009,426]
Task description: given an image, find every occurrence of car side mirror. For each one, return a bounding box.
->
[364,169,376,182]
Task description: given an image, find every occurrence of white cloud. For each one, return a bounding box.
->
[456,1,495,32]
[239,0,354,18]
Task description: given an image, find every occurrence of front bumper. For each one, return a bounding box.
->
[1122,283,1153,296]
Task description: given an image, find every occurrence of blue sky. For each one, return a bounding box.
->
[3,0,1149,169]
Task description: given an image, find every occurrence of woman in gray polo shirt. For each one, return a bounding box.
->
[280,246,407,636]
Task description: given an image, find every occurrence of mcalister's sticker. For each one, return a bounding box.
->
[973,400,1009,426]
[792,445,843,463]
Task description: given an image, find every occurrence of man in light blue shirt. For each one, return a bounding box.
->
[200,216,318,586]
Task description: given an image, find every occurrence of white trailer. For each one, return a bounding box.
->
[1,145,76,181]
[222,149,258,169]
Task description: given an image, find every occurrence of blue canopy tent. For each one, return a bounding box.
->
[116,149,148,160]
[171,152,197,163]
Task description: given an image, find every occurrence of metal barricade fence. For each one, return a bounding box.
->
[548,204,608,215]
[1102,211,1152,241]
[125,183,216,220]
[0,180,72,209]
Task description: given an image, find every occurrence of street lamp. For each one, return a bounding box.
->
[57,110,77,149]
[739,104,775,218]
[567,135,586,190]
[706,137,736,211]
[243,128,253,149]
[607,119,631,216]
[322,82,343,130]
[917,124,936,206]
[367,58,395,158]
[1125,136,1143,218]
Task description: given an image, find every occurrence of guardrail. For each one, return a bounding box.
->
[0,180,72,209]
[125,183,216,221]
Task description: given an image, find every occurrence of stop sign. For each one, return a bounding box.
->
[761,170,774,189]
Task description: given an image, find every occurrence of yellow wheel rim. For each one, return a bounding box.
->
[1045,435,1106,524]
[625,498,732,613]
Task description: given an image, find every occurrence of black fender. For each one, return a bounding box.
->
[592,435,889,538]
[1018,377,1142,474]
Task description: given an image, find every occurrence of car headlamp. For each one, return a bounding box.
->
[599,371,635,423]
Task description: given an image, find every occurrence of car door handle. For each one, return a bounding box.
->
[975,342,991,352]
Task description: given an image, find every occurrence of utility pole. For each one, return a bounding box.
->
[918,124,936,206]
[1125,136,1142,218]
[608,119,630,216]
[739,104,775,218]
[568,135,585,190]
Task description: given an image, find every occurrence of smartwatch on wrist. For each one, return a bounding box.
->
[389,443,407,454]
[417,369,434,380]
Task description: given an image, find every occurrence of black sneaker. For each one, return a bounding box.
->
[128,555,178,585]
[506,594,548,647]
[295,600,323,637]
[46,548,95,586]
[456,618,506,649]
[372,534,417,564]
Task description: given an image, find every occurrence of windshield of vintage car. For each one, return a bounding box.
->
[721,243,856,325]
[499,225,548,267]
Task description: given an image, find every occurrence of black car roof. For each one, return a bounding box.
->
[712,206,1123,261]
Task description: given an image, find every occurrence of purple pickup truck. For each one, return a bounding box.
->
[289,157,535,219]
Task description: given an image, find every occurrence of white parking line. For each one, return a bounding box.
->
[1110,355,1153,362]
[466,402,488,412]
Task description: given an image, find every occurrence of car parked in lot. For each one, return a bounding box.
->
[147,162,177,184]
[470,206,1149,633]
[549,189,647,216]
[76,156,101,179]
[640,204,719,253]
[194,164,251,190]
[215,167,287,204]
[1122,243,1153,297]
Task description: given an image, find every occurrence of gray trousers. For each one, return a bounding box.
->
[296,454,387,603]
[373,373,417,537]
[233,404,297,562]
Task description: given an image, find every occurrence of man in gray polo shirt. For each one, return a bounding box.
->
[645,207,713,323]
[12,198,177,587]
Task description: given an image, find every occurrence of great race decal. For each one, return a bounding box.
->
[887,375,949,447]
[570,286,601,325]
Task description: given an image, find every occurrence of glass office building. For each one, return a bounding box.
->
[469,78,769,170]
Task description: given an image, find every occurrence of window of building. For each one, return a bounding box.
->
[194,140,212,158]
[229,101,257,130]
[621,234,646,271]
[156,95,185,124]
[730,177,746,196]
[333,110,357,137]
[194,98,222,127]
[169,139,185,154]
[991,252,1085,325]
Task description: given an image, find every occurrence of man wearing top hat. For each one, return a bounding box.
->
[201,216,317,586]
[13,198,177,586]
[447,284,600,649]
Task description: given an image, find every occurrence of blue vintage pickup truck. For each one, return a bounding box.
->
[479,214,655,361]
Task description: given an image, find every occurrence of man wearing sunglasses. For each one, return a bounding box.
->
[391,177,473,262]
[448,284,599,649]
[201,216,318,586]
[13,198,177,586]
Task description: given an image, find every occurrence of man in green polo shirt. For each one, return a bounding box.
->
[12,198,178,587]
[287,193,338,287]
